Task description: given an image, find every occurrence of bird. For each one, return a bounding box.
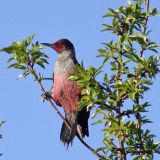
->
[41,39,90,146]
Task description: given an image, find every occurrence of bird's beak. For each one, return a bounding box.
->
[41,43,53,48]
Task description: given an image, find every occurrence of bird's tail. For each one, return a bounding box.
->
[60,109,90,146]
[60,112,77,146]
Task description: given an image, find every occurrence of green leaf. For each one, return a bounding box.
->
[91,108,105,118]
[124,52,139,62]
[7,55,16,62]
[8,63,26,70]
[22,34,35,47]
[1,46,16,54]
[36,62,45,69]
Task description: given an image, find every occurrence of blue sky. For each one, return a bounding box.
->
[0,0,160,160]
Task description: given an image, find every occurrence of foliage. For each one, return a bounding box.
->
[1,34,49,78]
[1,0,160,160]
[0,35,52,100]
[1,35,48,70]
[71,0,160,159]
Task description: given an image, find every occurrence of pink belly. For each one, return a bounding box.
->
[53,75,81,113]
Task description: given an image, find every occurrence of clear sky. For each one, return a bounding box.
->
[0,0,160,160]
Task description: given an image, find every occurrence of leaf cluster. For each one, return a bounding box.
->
[1,34,49,79]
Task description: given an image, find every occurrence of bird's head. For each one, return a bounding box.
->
[41,39,74,54]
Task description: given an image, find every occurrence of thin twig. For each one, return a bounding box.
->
[28,64,108,160]
[76,134,108,160]
[42,77,53,81]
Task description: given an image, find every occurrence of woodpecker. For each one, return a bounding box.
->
[41,39,89,146]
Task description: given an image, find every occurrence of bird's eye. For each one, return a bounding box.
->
[54,41,65,52]
[57,42,63,47]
